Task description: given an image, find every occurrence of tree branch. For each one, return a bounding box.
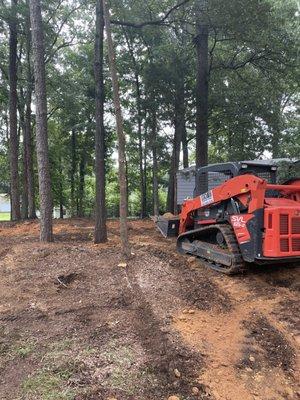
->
[48,4,82,52]
[110,0,191,28]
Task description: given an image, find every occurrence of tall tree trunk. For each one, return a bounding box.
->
[271,129,281,159]
[136,73,146,218]
[77,147,85,218]
[9,0,21,221]
[151,110,159,216]
[103,0,130,257]
[70,128,76,217]
[19,106,29,219]
[29,0,53,242]
[167,80,185,214]
[182,125,189,168]
[58,155,64,219]
[143,128,147,215]
[24,6,36,219]
[124,31,146,218]
[94,0,107,243]
[195,0,209,168]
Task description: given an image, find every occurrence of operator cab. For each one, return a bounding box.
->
[194,161,277,197]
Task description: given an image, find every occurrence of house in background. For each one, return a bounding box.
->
[0,193,10,213]
[0,195,69,219]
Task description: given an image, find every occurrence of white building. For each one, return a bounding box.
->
[0,194,10,213]
[0,194,69,219]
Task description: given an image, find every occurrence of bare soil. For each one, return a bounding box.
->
[0,219,299,400]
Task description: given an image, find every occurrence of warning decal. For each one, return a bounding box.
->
[200,190,214,206]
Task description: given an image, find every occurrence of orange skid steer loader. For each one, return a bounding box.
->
[156,161,300,274]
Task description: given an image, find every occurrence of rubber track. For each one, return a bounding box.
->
[177,224,247,275]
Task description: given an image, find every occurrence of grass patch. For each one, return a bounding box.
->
[0,212,10,221]
[0,336,35,359]
[21,339,79,400]
[22,371,75,400]
[13,343,35,358]
[101,340,141,394]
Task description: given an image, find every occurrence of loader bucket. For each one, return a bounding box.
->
[154,214,180,238]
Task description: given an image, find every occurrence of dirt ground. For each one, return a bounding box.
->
[0,219,299,400]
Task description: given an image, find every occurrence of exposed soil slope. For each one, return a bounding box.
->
[0,219,299,400]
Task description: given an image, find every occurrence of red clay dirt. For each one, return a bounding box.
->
[0,219,299,400]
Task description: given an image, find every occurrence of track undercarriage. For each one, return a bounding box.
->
[177,224,247,275]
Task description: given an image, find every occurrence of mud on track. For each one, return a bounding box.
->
[0,219,299,400]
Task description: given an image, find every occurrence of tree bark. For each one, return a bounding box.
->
[182,125,189,168]
[29,0,53,242]
[195,0,209,168]
[9,0,21,221]
[77,147,85,218]
[123,31,146,218]
[70,128,77,217]
[58,155,64,219]
[19,106,28,219]
[94,0,107,242]
[151,110,159,216]
[24,8,36,219]
[167,80,185,213]
[135,69,146,218]
[103,0,130,257]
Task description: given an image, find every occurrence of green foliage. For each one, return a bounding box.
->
[0,0,298,216]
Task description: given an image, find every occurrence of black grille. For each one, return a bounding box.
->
[292,238,300,251]
[198,170,233,194]
[280,215,289,235]
[256,171,272,183]
[280,238,289,252]
[292,217,300,234]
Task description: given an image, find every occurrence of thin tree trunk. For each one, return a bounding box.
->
[77,148,85,218]
[59,200,64,219]
[103,0,130,257]
[123,31,146,218]
[228,127,233,160]
[9,0,21,220]
[58,156,64,219]
[94,0,107,242]
[136,73,146,218]
[143,128,147,215]
[151,110,159,216]
[19,106,29,219]
[195,0,209,168]
[182,125,189,168]
[167,81,185,213]
[70,128,76,217]
[29,0,53,242]
[24,6,36,219]
[167,129,181,214]
[271,129,281,158]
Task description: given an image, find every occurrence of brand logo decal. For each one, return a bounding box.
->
[231,215,247,228]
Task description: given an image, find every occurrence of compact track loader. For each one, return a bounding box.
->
[156,161,300,274]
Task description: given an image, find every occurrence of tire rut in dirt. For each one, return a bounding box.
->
[126,266,210,399]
